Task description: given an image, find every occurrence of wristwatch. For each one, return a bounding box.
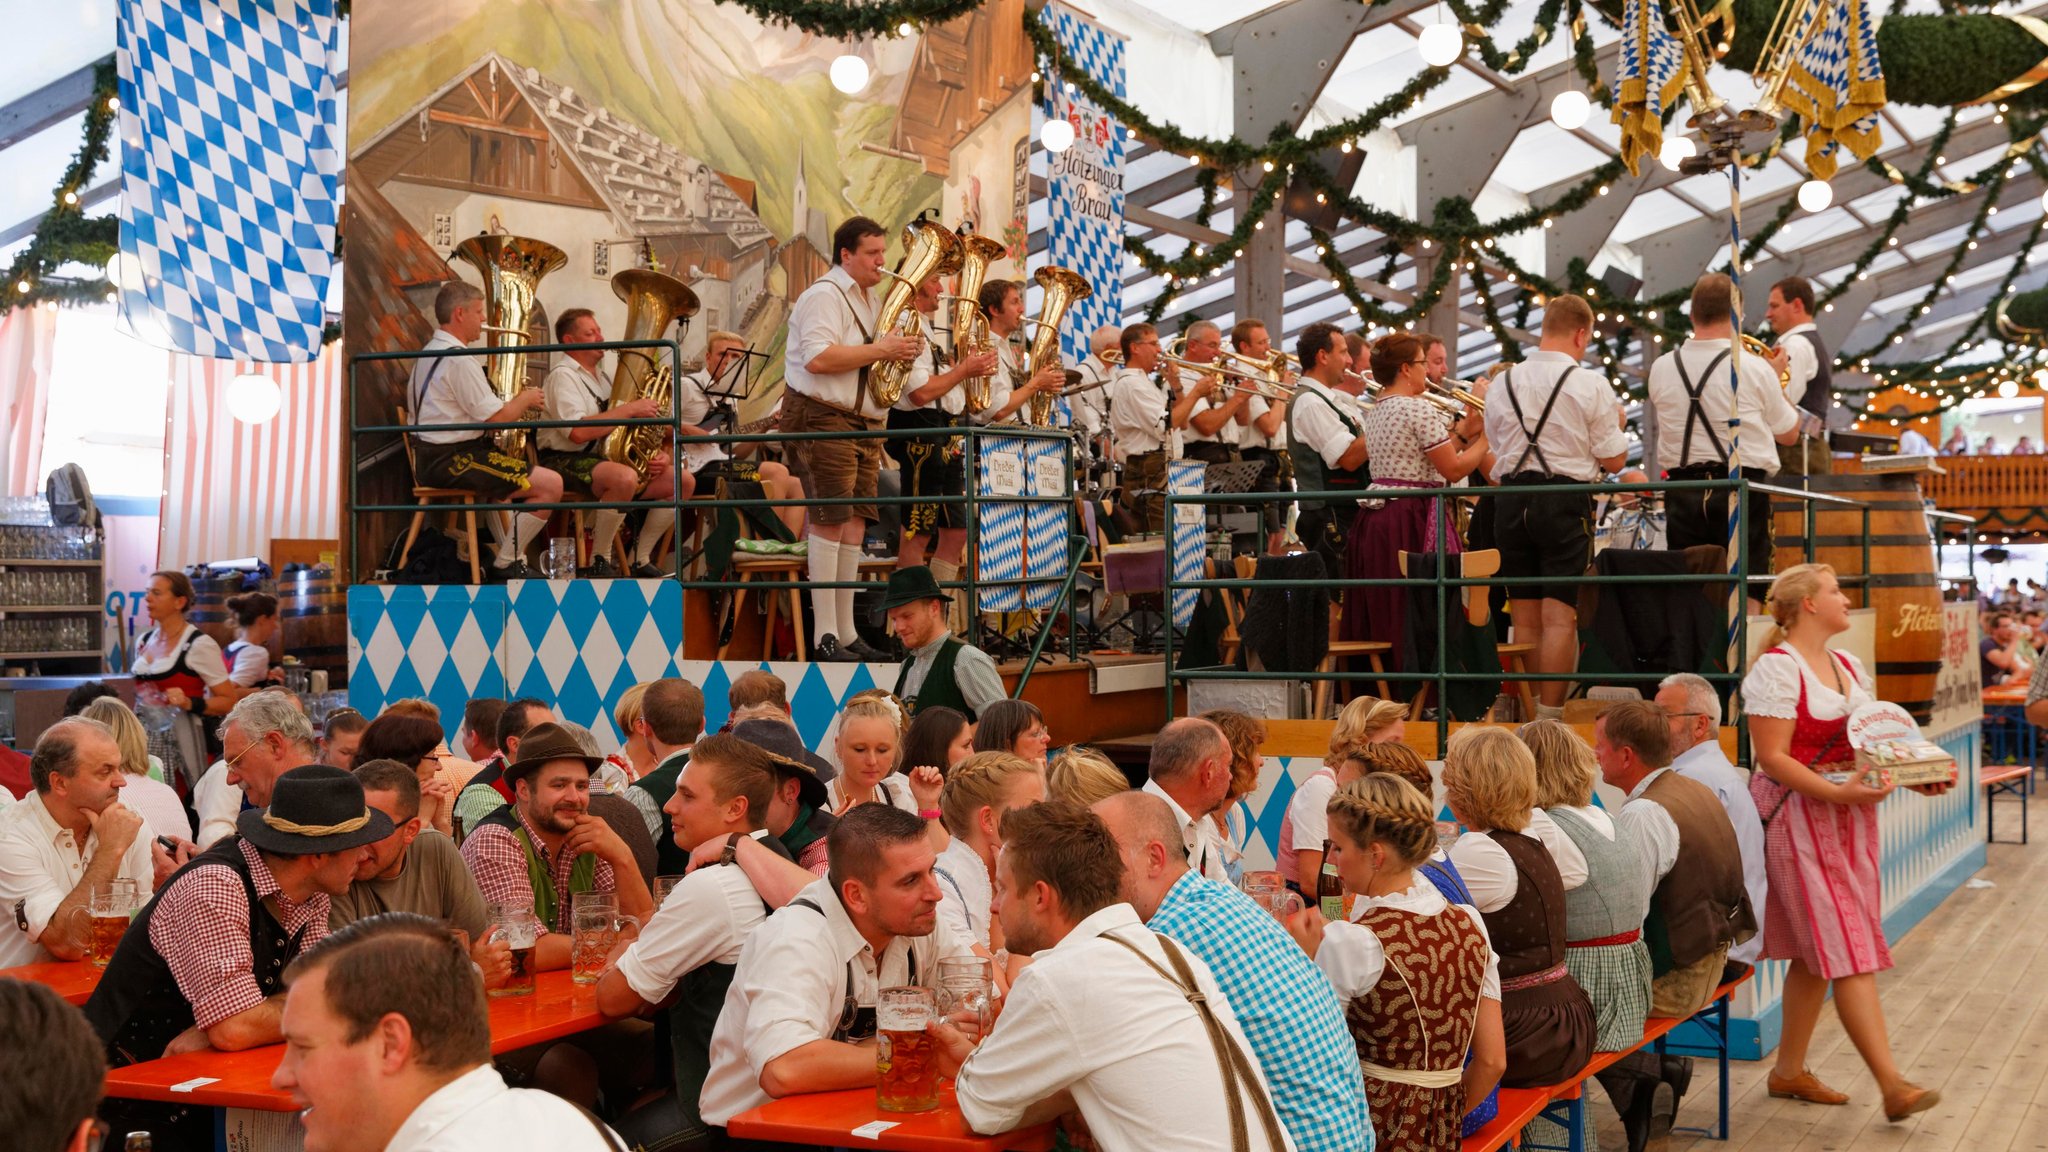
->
[719,832,744,866]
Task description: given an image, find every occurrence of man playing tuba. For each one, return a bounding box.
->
[538,308,692,577]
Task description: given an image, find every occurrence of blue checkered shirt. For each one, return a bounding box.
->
[1149,871,1373,1152]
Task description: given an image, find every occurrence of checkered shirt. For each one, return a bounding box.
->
[2027,654,2048,707]
[1147,871,1374,1152]
[148,838,329,1029]
[460,804,617,934]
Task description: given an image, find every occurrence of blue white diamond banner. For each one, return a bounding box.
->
[1611,0,1686,176]
[116,0,342,361]
[1169,459,1205,629]
[1782,0,1886,180]
[975,435,1031,613]
[1041,3,1125,381]
[1024,439,1070,610]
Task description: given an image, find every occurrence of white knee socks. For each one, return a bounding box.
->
[590,511,625,564]
[809,537,843,643]
[835,537,862,646]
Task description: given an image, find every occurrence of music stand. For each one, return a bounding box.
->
[1201,460,1267,535]
[1097,539,1168,652]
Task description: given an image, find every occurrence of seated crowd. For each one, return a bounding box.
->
[7,631,1935,1151]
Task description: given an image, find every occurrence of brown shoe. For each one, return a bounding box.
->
[1767,1068,1850,1106]
[1883,1083,1939,1123]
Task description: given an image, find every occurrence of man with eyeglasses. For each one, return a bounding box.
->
[195,691,320,847]
[1653,673,1767,976]
[1181,320,1250,466]
[1109,321,1206,532]
[698,804,972,1141]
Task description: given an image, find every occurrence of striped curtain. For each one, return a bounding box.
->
[0,307,58,497]
[157,345,344,568]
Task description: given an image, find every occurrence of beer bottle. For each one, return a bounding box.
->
[126,1136,153,1152]
[1317,840,1346,922]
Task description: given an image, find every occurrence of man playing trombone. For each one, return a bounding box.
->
[1178,321,1251,465]
[1232,319,1292,553]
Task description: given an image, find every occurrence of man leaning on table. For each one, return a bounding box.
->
[0,718,166,968]
[930,801,1295,1152]
[697,803,973,1144]
[273,912,623,1152]
[84,764,390,1148]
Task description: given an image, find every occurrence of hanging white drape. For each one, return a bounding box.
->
[156,346,343,568]
[0,307,58,497]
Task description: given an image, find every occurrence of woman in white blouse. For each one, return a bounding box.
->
[932,751,1043,983]
[1743,564,1945,1121]
[223,591,282,687]
[824,696,941,820]
[131,570,244,783]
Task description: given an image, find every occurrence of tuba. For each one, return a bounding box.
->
[868,221,962,408]
[1740,333,1792,387]
[1022,266,1092,427]
[951,231,1009,414]
[451,235,568,456]
[603,268,701,481]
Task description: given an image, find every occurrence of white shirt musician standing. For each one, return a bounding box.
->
[1180,321,1251,466]
[1232,320,1292,554]
[891,277,999,574]
[970,279,1064,427]
[1108,322,1204,533]
[1482,294,1628,720]
[1765,275,1833,476]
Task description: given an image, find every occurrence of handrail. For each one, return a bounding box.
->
[1012,534,1091,697]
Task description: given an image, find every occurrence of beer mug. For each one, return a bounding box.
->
[1238,877,1304,921]
[875,986,941,1113]
[85,878,139,967]
[569,900,640,986]
[935,956,994,1040]
[486,903,543,997]
[652,875,685,907]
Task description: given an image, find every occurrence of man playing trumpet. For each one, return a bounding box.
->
[539,308,692,578]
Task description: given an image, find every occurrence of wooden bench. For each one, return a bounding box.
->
[1986,763,2030,844]
[1462,1087,1553,1152]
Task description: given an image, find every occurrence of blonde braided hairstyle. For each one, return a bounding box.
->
[1326,773,1439,868]
[939,751,1041,838]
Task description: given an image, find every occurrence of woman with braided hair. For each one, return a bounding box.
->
[1284,773,1505,1152]
[1280,696,1407,891]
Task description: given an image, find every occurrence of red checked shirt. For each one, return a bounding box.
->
[459,805,616,934]
[147,838,330,1029]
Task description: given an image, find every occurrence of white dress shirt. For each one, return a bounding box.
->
[1069,355,1115,437]
[1187,390,1244,448]
[1109,367,1180,460]
[956,902,1294,1152]
[1670,740,1769,964]
[785,264,885,417]
[0,791,156,967]
[1287,379,1366,470]
[1141,778,1230,883]
[673,370,728,471]
[539,359,611,454]
[385,1065,621,1152]
[408,330,502,445]
[191,761,243,849]
[615,828,774,1004]
[1445,809,1590,914]
[1897,428,1935,456]
[1240,394,1279,451]
[1643,338,1799,475]
[1779,322,1822,409]
[1618,768,1683,886]
[932,835,993,950]
[699,877,971,1127]
[1484,350,1628,482]
[897,323,965,417]
[1317,879,1501,1003]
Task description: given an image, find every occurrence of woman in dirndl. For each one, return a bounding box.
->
[1341,333,1490,670]
[1744,563,1949,1122]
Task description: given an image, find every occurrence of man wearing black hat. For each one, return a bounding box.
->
[881,566,1004,722]
[84,763,392,1146]
[459,722,653,971]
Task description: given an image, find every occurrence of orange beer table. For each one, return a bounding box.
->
[726,1083,1054,1152]
[0,959,103,1004]
[102,969,606,1110]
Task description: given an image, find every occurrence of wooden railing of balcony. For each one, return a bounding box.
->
[1918,454,2048,513]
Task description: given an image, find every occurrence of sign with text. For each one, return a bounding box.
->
[1042,4,1125,381]
[1927,601,1982,737]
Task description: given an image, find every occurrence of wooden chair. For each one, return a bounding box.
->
[1218,554,1258,665]
[394,407,483,585]
[1315,638,1393,719]
[719,553,807,661]
[1395,549,1536,719]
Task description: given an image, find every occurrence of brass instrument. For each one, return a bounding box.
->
[1749,0,1826,123]
[602,267,702,481]
[1021,266,1091,426]
[1428,378,1487,415]
[869,221,963,408]
[1348,369,1466,419]
[1740,333,1792,387]
[1101,349,1124,366]
[950,231,1008,414]
[1058,349,1125,398]
[451,234,568,456]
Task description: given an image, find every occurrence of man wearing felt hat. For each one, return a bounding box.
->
[458,722,654,972]
[85,764,393,1147]
[881,565,1004,721]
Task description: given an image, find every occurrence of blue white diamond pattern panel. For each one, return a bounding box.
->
[1043,4,1125,372]
[116,0,342,361]
[975,436,1030,613]
[1168,459,1205,629]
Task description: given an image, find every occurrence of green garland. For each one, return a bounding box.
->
[715,0,980,39]
[1,59,118,310]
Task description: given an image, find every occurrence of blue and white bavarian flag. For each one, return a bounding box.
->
[116,0,342,361]
[1611,0,1686,176]
[1041,3,1126,427]
[1782,0,1886,180]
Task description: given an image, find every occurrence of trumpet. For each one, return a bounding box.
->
[1428,379,1487,415]
[1349,370,1468,419]
[1740,333,1792,387]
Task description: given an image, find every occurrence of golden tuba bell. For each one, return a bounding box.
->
[1022,265,1092,427]
[603,267,702,482]
[868,221,962,409]
[1740,333,1792,387]
[951,231,1009,414]
[451,235,568,457]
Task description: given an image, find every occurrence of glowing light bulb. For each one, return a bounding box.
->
[1550,90,1590,131]
[1797,179,1833,212]
[1418,22,1464,66]
[829,54,870,95]
[1659,135,1697,172]
[226,373,283,424]
[1040,117,1075,153]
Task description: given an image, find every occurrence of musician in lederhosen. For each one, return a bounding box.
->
[1181,321,1250,466]
[539,308,689,577]
[887,277,999,574]
[1232,320,1291,554]
[1645,274,1800,613]
[1285,321,1369,578]
[971,279,1065,427]
[1108,322,1205,533]
[1482,295,1628,721]
[1765,275,1833,476]
[1069,326,1123,487]
[784,217,925,661]
[677,329,808,542]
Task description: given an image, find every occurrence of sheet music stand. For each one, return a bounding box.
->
[1201,460,1267,534]
[1097,539,1168,652]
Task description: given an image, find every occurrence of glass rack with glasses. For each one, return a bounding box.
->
[0,510,106,669]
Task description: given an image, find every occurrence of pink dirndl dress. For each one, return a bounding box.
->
[1745,646,1892,980]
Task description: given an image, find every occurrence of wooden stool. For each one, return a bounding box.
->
[719,556,807,660]
[1497,641,1537,717]
[1315,640,1392,719]
[395,407,482,585]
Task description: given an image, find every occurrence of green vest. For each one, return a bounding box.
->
[665,835,792,1133]
[475,805,596,932]
[1286,384,1364,512]
[895,636,976,721]
[632,750,692,876]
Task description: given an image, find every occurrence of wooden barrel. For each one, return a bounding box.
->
[278,571,347,685]
[1769,472,1943,723]
[187,573,241,651]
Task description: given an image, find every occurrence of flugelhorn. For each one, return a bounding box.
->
[869,221,962,409]
[951,230,1008,414]
[451,234,568,457]
[1022,266,1091,426]
[1740,333,1791,387]
[603,267,701,481]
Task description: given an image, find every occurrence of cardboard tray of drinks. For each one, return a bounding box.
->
[1845,703,1958,788]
